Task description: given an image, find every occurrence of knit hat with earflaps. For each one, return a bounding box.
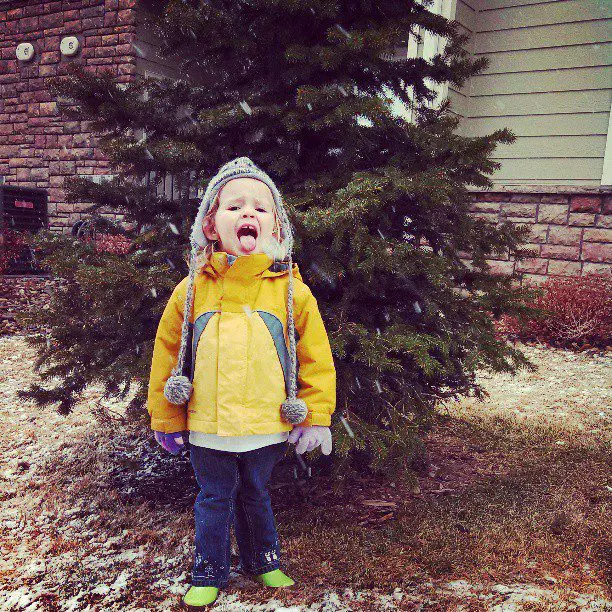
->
[162,156,308,426]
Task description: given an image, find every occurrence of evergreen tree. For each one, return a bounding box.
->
[19,0,538,472]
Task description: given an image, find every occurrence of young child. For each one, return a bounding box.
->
[147,157,336,608]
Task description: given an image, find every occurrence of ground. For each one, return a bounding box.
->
[0,334,610,611]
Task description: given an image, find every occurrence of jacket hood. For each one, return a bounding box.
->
[200,251,303,282]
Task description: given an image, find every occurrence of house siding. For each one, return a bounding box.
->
[442,0,612,279]
[133,6,212,85]
[451,0,612,188]
[134,7,182,80]
[447,0,479,122]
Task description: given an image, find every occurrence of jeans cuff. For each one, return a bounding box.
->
[191,578,228,588]
[248,561,281,575]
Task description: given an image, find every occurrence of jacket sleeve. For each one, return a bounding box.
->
[292,283,336,427]
[147,279,188,433]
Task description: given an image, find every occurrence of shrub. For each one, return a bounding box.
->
[499,273,612,346]
[0,228,28,275]
[82,233,133,255]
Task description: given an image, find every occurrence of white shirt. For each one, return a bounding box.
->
[189,430,290,452]
[188,252,290,452]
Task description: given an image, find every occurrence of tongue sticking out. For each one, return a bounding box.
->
[238,233,257,252]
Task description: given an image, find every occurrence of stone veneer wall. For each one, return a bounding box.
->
[0,0,137,233]
[467,188,611,283]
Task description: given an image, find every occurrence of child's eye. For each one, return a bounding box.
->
[257,208,268,213]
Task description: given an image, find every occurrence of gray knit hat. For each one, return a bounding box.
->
[162,156,308,426]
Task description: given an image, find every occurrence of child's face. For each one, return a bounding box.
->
[203,177,278,257]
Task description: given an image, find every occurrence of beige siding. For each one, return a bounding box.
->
[475,19,610,54]
[475,43,611,74]
[452,0,612,187]
[466,88,610,116]
[469,66,611,96]
[476,0,609,27]
[485,157,604,184]
[465,112,609,136]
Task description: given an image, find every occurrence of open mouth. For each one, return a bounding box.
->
[236,224,258,251]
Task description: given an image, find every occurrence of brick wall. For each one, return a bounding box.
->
[468,189,612,282]
[0,0,137,232]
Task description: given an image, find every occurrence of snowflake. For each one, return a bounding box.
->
[335,24,352,39]
[239,101,252,115]
[340,415,355,438]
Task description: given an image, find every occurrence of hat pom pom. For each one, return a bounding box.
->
[281,398,308,425]
[164,375,193,405]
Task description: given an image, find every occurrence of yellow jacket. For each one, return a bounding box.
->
[147,251,336,435]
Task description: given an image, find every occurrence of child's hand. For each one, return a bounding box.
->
[288,425,332,455]
[153,430,186,455]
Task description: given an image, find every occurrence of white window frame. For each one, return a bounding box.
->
[403,0,458,121]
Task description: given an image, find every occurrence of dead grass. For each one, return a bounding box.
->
[266,416,610,603]
[15,411,610,609]
[1,337,610,610]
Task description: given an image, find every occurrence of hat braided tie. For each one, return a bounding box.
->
[163,243,197,405]
[280,251,308,425]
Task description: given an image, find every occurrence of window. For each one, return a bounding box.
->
[399,0,458,121]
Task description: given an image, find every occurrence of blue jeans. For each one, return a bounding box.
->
[189,441,288,588]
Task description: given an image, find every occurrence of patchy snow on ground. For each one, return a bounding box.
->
[448,343,611,444]
[1,335,610,611]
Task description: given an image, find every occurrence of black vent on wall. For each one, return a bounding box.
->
[0,185,49,274]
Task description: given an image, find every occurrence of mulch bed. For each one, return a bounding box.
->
[0,274,61,336]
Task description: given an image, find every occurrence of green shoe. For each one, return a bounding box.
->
[182,585,219,608]
[255,569,295,587]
